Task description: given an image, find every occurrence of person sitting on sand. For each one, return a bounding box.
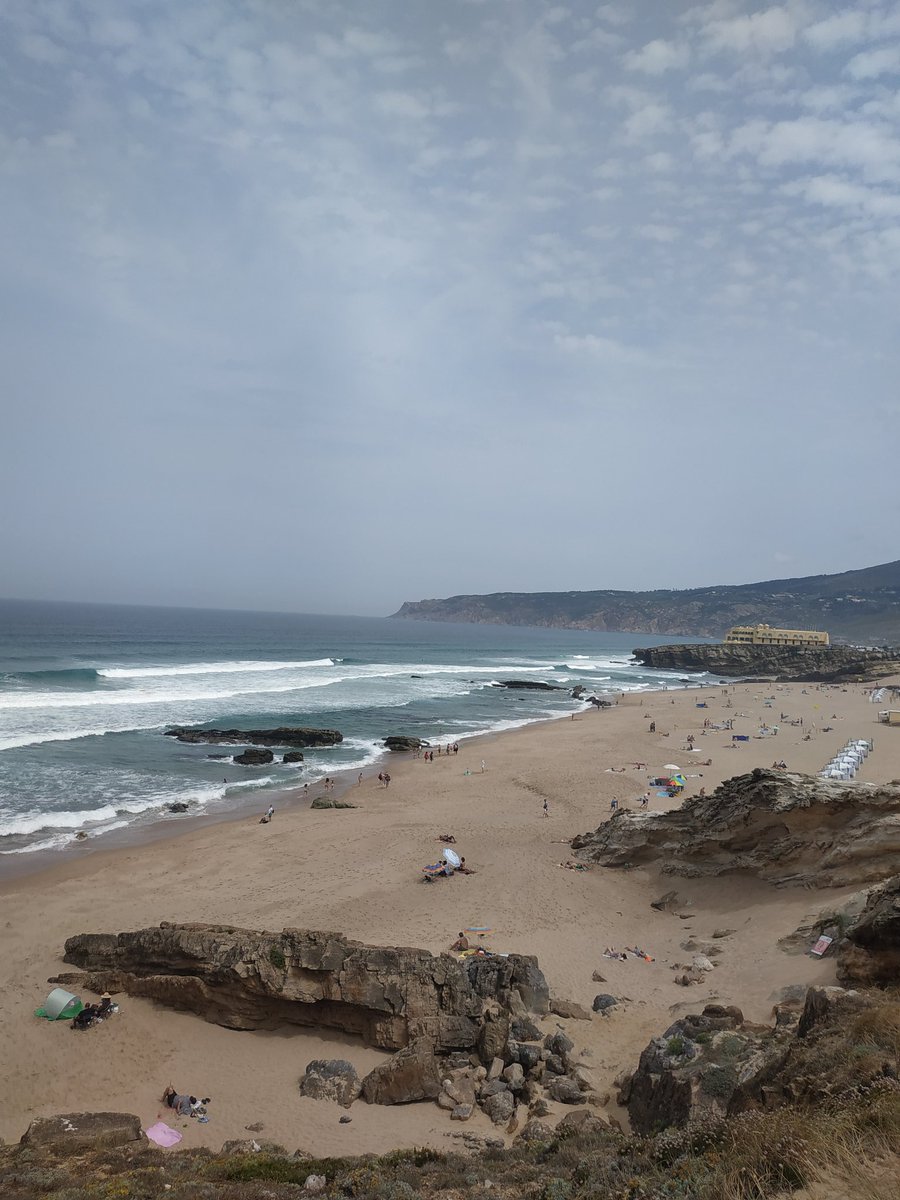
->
[450,932,469,952]
[162,1086,196,1117]
[603,947,627,961]
[457,857,475,874]
[437,834,456,843]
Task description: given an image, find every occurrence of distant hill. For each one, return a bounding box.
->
[390,561,900,644]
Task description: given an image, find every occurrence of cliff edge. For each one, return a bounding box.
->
[631,642,900,681]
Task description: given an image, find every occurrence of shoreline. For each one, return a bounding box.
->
[0,707,582,884]
[2,674,898,1154]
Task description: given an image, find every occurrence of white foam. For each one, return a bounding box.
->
[97,658,335,679]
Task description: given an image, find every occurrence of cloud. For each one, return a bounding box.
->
[624,38,689,74]
[784,174,900,218]
[698,5,803,55]
[845,44,900,79]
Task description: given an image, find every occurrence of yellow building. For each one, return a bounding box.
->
[724,624,830,647]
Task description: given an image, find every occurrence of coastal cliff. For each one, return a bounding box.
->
[390,558,900,643]
[631,643,900,681]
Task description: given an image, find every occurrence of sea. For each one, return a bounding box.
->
[0,599,708,863]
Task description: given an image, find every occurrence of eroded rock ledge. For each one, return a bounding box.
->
[631,643,900,682]
[571,769,900,887]
[57,924,548,1055]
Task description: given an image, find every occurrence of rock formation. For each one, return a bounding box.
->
[57,924,548,1056]
[383,736,428,752]
[631,643,900,682]
[165,727,343,747]
[571,769,900,887]
[621,987,888,1135]
[20,1113,146,1155]
[233,748,274,766]
[837,874,900,987]
[492,680,561,690]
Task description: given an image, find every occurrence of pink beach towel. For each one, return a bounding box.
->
[145,1122,183,1147]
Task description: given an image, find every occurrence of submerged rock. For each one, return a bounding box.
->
[234,748,274,766]
[165,727,343,747]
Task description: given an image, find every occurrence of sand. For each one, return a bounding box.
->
[1,677,897,1156]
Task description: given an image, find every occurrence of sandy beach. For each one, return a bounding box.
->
[2,677,897,1156]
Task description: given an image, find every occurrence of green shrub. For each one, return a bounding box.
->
[667,1035,687,1057]
[268,946,286,970]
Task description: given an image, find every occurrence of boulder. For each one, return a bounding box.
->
[546,1077,583,1104]
[167,802,190,813]
[59,924,548,1058]
[234,748,274,766]
[383,737,426,752]
[571,769,900,888]
[502,1063,525,1092]
[299,1060,361,1108]
[837,874,900,987]
[481,1090,516,1125]
[544,1054,565,1076]
[20,1113,145,1154]
[361,1039,442,1105]
[592,994,618,1014]
[310,797,356,809]
[518,1118,553,1142]
[441,1072,477,1108]
[480,1079,508,1099]
[544,1031,574,1058]
[555,1109,608,1138]
[517,1043,542,1072]
[511,1016,543,1042]
[282,752,304,764]
[451,1104,474,1121]
[549,998,592,1021]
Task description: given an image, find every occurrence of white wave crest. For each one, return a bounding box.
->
[97,658,335,679]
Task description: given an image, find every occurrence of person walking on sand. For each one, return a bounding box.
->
[358,772,363,786]
[542,798,549,818]
[610,797,618,813]
[266,804,275,821]
[481,759,486,773]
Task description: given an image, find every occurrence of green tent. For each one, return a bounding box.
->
[35,987,83,1021]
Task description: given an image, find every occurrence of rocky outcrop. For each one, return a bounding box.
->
[384,736,428,752]
[838,874,900,987]
[282,751,304,764]
[58,924,548,1056]
[492,680,560,690]
[309,796,356,809]
[165,727,343,747]
[631,643,900,682]
[20,1113,145,1154]
[234,748,274,766]
[572,769,900,887]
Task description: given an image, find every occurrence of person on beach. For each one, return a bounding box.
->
[481,759,486,773]
[610,797,618,813]
[358,773,363,786]
[638,793,649,809]
[450,932,469,951]
[266,805,275,821]
[542,798,549,818]
[383,772,391,787]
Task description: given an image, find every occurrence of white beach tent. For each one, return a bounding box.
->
[35,987,83,1021]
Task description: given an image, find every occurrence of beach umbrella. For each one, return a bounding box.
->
[662,764,682,772]
[443,848,461,868]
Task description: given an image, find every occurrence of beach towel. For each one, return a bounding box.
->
[810,935,833,957]
[145,1122,183,1147]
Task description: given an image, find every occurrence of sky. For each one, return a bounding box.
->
[1,0,899,617]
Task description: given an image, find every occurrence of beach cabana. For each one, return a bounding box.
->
[35,987,83,1021]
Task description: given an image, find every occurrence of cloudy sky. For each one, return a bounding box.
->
[2,1,899,616]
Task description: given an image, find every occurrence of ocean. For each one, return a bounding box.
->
[0,599,705,861]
